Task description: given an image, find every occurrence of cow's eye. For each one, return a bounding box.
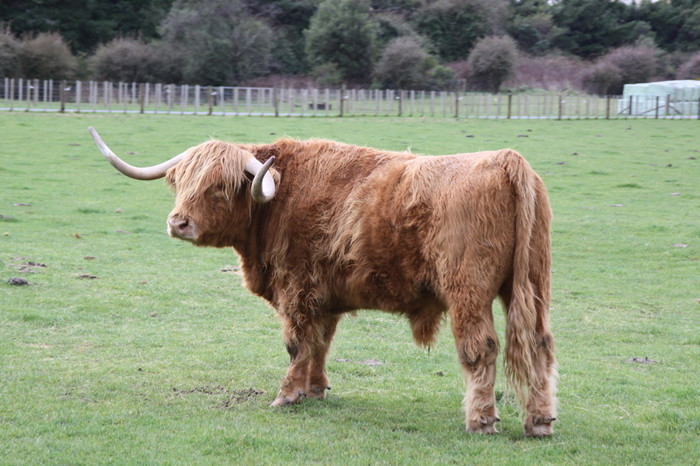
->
[211,185,227,202]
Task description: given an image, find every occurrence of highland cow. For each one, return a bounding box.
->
[89,127,557,436]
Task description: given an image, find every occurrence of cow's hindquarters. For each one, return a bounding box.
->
[436,149,557,436]
[434,157,515,434]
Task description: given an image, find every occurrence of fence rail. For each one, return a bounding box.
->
[2,78,699,119]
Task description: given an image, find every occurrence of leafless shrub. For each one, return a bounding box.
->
[17,32,77,79]
[464,35,518,93]
[603,45,660,87]
[374,37,433,89]
[581,61,623,96]
[90,38,164,82]
[677,52,700,79]
[0,27,20,78]
[580,45,661,95]
[504,54,586,91]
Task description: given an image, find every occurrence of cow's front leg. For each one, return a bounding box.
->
[271,324,310,406]
[272,313,337,406]
[307,314,340,399]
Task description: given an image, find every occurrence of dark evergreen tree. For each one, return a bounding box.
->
[677,4,700,52]
[159,0,273,85]
[507,0,563,55]
[551,0,633,58]
[636,0,700,52]
[304,0,377,83]
[0,0,173,53]
[248,0,321,74]
[411,0,492,62]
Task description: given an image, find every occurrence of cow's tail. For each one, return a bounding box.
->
[496,149,556,408]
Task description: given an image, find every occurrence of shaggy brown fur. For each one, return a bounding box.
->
[163,138,558,437]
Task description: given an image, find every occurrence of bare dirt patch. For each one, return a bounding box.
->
[7,277,32,286]
[626,357,659,364]
[173,386,227,396]
[171,385,266,409]
[218,388,266,409]
[221,265,243,276]
[9,259,46,273]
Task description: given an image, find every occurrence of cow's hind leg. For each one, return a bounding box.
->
[522,330,557,437]
[500,286,558,437]
[272,313,339,406]
[450,295,500,434]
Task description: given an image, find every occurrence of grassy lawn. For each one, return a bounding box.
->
[1,112,698,464]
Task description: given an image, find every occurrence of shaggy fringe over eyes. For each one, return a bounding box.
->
[166,140,250,201]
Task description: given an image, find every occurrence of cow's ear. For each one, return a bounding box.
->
[240,165,279,184]
[267,165,280,184]
[244,167,282,186]
[248,156,277,203]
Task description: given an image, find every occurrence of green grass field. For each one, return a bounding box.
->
[1,113,698,464]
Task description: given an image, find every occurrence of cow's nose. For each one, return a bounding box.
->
[168,216,193,239]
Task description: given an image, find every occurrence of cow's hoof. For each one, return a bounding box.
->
[467,416,500,434]
[270,397,293,407]
[524,416,556,437]
[307,385,330,399]
[270,390,306,407]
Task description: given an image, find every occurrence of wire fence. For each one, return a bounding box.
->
[2,78,699,120]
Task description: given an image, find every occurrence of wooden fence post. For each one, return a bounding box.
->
[655,96,659,119]
[207,85,214,115]
[218,86,225,115]
[557,95,563,120]
[75,80,81,113]
[454,88,459,119]
[33,79,39,106]
[273,88,279,117]
[139,83,146,114]
[397,90,402,117]
[628,95,633,116]
[605,96,611,119]
[9,78,14,111]
[59,80,66,113]
[339,85,346,117]
[507,93,512,119]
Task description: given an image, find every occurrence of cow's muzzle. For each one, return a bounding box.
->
[167,215,198,242]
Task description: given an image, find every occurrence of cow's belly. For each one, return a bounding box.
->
[331,262,445,315]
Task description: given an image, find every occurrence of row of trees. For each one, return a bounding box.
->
[1,0,700,93]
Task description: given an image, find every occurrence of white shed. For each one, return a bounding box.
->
[618,80,700,116]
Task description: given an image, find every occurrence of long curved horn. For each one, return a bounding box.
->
[246,156,276,203]
[89,127,187,180]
